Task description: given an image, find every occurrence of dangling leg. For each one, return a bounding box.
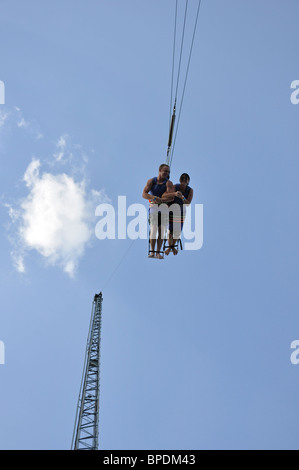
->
[148,223,157,258]
[171,219,182,255]
[165,230,173,256]
[165,214,174,256]
[156,224,165,259]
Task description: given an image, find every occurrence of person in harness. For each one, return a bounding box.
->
[142,164,182,259]
[165,173,193,256]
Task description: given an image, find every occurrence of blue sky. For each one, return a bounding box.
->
[0,0,299,450]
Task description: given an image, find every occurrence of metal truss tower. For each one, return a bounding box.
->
[71,292,103,450]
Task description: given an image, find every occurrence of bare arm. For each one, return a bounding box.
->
[183,188,193,206]
[142,178,162,203]
[161,181,182,203]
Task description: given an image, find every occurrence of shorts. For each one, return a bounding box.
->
[168,205,185,236]
[148,204,169,227]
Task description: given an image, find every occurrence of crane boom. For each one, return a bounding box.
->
[72,292,103,450]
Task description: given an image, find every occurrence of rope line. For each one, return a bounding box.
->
[102,239,136,290]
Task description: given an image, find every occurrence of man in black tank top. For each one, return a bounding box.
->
[142,164,180,258]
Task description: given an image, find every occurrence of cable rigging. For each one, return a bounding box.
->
[166,0,202,169]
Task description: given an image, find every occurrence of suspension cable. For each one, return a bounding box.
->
[169,0,178,128]
[174,0,189,105]
[166,0,202,168]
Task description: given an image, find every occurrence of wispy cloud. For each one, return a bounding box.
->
[0,106,43,139]
[53,134,68,162]
[0,110,9,128]
[15,106,43,139]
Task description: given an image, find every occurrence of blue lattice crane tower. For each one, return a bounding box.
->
[71,292,103,450]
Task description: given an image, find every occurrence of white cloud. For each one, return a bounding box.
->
[2,107,108,277]
[12,253,26,274]
[23,158,40,186]
[8,158,107,277]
